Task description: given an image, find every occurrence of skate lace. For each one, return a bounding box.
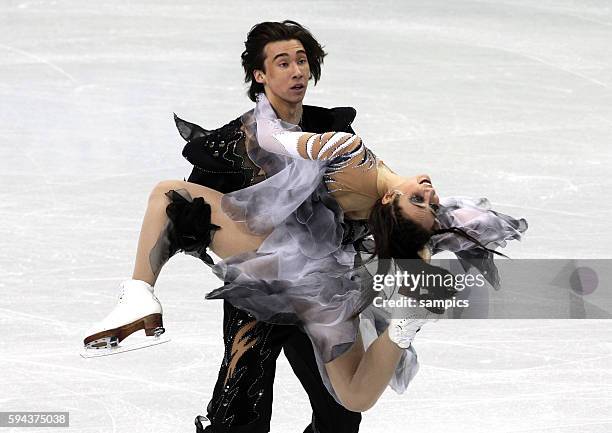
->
[118,286,126,304]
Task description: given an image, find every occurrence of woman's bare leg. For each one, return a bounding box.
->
[324,329,405,412]
[129,180,410,410]
[131,180,266,285]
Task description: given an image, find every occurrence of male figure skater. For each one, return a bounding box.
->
[178,21,364,433]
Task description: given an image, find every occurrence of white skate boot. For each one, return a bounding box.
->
[388,318,430,349]
[387,278,441,349]
[82,279,169,357]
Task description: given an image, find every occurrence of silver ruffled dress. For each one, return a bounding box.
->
[205,94,528,401]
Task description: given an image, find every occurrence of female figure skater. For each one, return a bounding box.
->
[84,93,526,412]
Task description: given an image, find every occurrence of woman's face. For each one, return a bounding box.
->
[384,174,440,231]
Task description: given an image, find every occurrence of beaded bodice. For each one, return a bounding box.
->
[255,95,386,220]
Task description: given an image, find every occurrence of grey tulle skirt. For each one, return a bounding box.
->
[170,155,528,402]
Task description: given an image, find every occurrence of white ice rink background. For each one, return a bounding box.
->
[1,1,611,432]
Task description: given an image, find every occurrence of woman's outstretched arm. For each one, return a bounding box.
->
[256,110,366,163]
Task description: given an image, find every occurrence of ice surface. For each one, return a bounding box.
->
[1,1,611,432]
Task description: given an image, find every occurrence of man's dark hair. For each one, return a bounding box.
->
[241,20,327,102]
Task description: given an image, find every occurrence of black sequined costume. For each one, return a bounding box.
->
[176,103,364,433]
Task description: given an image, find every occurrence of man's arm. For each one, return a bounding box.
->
[175,114,252,193]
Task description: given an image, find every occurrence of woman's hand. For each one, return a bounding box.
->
[418,247,431,263]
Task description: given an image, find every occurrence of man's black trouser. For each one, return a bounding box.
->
[199,301,361,433]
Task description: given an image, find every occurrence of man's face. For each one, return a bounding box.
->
[254,39,310,105]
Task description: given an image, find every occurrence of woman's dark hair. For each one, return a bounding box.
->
[366,196,506,314]
[368,195,505,260]
[241,20,327,102]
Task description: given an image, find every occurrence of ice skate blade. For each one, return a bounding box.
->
[80,335,170,358]
[83,313,164,346]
